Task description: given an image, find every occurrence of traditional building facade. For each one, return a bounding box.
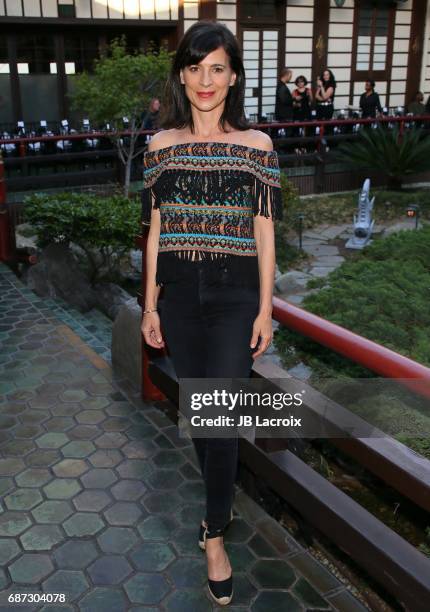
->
[0,0,429,124]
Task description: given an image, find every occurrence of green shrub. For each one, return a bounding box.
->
[334,125,430,190]
[275,225,430,456]
[276,173,310,272]
[23,192,140,283]
[275,225,430,376]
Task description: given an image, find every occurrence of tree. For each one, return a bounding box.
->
[335,124,430,190]
[68,36,172,196]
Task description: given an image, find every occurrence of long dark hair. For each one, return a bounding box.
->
[321,68,337,90]
[158,20,250,134]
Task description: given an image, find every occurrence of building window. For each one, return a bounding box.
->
[16,35,56,75]
[240,0,284,22]
[58,4,76,18]
[354,0,394,76]
[64,35,100,73]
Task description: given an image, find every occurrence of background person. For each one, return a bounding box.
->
[315,68,336,136]
[292,75,313,122]
[142,97,161,130]
[292,75,313,148]
[359,80,383,119]
[275,67,294,139]
[315,69,336,120]
[408,91,426,116]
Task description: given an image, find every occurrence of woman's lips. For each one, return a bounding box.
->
[197,92,215,98]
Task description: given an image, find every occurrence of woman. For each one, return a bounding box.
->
[140,21,282,607]
[359,80,383,119]
[292,75,313,121]
[315,68,336,122]
[292,75,313,142]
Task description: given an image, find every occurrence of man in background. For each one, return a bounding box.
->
[275,68,294,139]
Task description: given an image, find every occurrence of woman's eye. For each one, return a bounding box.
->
[188,66,223,72]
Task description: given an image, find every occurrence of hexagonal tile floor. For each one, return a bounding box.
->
[0,263,368,611]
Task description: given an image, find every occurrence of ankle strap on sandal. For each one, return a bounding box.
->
[205,526,225,539]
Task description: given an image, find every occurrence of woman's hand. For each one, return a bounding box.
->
[141,312,165,349]
[250,311,273,359]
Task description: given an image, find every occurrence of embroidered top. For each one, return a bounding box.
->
[141,141,283,288]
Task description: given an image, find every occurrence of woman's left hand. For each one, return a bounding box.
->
[250,312,273,359]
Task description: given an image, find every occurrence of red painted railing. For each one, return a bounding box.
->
[1,114,430,153]
[272,297,430,400]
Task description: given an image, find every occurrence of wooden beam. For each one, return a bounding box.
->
[405,0,428,106]
[199,0,217,21]
[312,0,330,86]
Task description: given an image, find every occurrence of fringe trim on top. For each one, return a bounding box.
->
[251,174,283,221]
[141,185,158,226]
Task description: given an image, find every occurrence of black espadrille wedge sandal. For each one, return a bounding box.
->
[198,508,234,551]
[203,525,233,606]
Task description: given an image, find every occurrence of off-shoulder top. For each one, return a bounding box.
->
[141,141,283,288]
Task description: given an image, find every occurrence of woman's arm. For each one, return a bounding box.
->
[319,86,334,101]
[144,209,161,312]
[141,132,168,349]
[141,206,165,349]
[251,214,275,359]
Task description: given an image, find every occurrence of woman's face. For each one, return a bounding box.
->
[365,81,372,92]
[297,79,305,88]
[180,46,236,112]
[323,70,330,82]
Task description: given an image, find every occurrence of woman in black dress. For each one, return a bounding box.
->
[292,75,313,141]
[315,68,336,135]
[141,21,282,606]
[292,75,313,122]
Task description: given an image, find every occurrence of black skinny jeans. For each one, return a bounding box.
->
[158,263,260,532]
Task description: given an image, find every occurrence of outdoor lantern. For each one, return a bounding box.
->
[406,205,420,229]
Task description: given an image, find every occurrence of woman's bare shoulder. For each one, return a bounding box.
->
[146,129,182,153]
[244,129,274,152]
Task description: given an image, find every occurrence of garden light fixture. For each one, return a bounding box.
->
[406,204,420,230]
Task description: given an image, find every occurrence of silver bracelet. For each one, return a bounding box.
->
[143,308,157,314]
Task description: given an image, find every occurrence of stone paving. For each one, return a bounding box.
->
[0,262,369,611]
